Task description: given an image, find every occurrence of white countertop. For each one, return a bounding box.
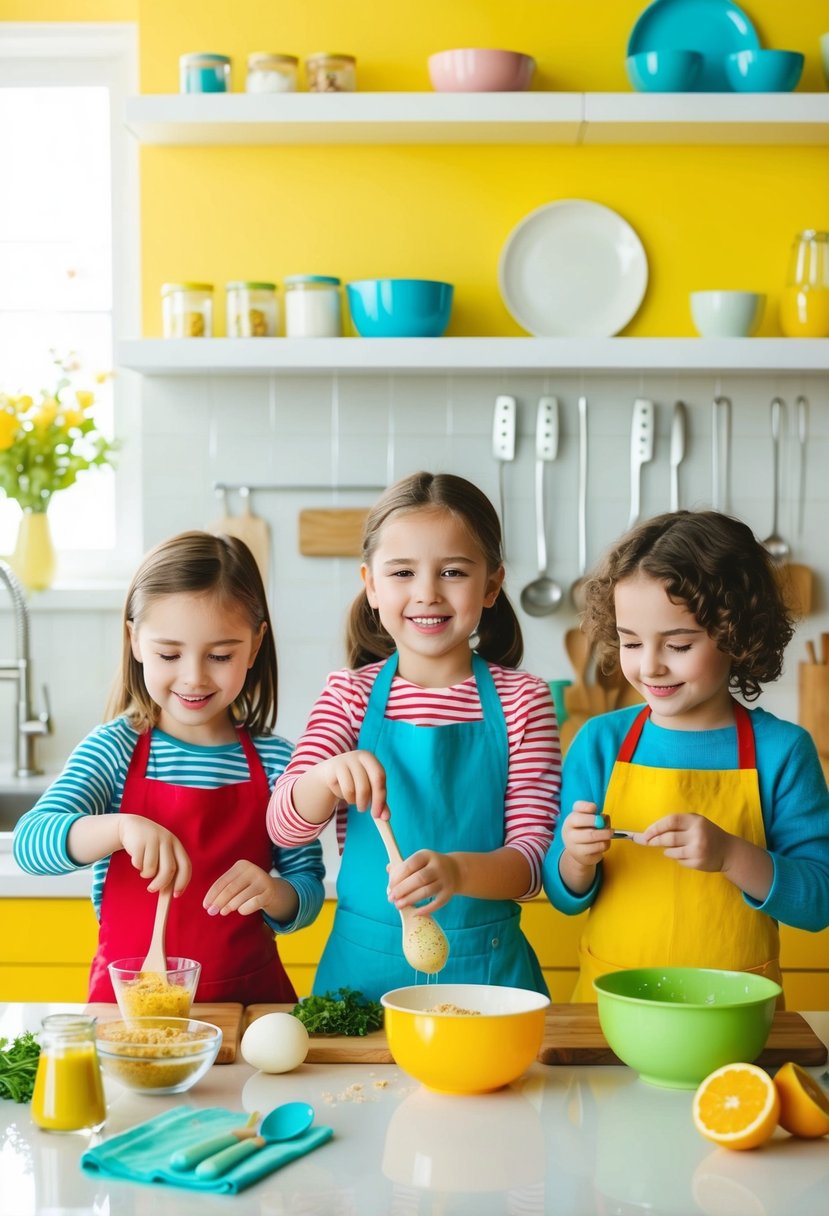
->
[2,1002,829,1216]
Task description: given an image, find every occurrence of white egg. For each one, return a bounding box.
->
[240,1012,309,1073]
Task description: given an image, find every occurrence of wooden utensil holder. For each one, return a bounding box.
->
[799,662,829,758]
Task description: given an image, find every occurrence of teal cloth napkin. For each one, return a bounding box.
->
[81,1106,333,1194]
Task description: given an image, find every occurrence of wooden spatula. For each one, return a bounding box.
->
[142,886,172,974]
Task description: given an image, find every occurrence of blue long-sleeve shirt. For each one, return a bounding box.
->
[542,705,829,932]
[13,716,325,936]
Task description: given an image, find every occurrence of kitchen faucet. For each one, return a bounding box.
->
[0,559,51,776]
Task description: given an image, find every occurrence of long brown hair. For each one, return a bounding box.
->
[347,471,523,669]
[581,509,795,702]
[106,531,278,734]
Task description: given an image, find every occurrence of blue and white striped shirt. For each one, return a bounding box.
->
[13,716,325,935]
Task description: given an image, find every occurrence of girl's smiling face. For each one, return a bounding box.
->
[129,591,265,744]
[615,573,734,730]
[362,507,503,687]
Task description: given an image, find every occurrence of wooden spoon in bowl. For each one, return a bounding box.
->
[141,885,172,974]
[374,817,449,975]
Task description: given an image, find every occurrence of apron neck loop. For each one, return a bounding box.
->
[618,701,755,768]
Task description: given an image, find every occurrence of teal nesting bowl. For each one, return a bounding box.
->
[346,278,454,337]
[725,49,804,93]
[625,49,703,92]
[595,967,781,1089]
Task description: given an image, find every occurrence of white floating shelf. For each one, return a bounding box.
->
[124,92,829,147]
[116,337,829,376]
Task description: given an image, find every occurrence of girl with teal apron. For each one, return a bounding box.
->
[314,652,547,1001]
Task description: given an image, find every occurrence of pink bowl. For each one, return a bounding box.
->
[428,49,535,93]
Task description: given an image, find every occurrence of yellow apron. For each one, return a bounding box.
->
[572,702,781,1002]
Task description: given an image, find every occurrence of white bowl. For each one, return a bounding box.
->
[690,290,765,337]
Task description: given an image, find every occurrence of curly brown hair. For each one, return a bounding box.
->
[346,471,523,670]
[581,510,795,702]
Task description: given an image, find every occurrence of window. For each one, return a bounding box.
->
[0,23,139,580]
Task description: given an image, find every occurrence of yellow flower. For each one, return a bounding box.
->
[33,403,58,432]
[62,408,84,428]
[16,395,33,412]
[75,390,94,411]
[0,411,17,451]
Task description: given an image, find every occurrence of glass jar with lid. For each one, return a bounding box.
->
[284,275,342,337]
[306,53,357,93]
[31,1014,106,1134]
[246,53,299,93]
[780,230,829,337]
[179,53,231,94]
[162,283,213,338]
[226,281,279,337]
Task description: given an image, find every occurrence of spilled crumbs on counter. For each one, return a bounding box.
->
[321,1072,402,1106]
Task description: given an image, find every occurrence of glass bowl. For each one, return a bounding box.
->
[95,1015,221,1096]
[108,956,201,1019]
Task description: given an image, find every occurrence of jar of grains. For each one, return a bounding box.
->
[305,53,357,92]
[246,53,299,93]
[284,275,342,337]
[161,282,214,338]
[179,52,231,93]
[226,281,278,337]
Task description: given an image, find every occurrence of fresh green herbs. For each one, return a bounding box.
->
[292,988,384,1037]
[0,1031,41,1103]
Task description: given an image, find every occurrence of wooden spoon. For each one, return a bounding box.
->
[374,817,449,975]
[596,663,626,712]
[141,885,172,974]
[564,627,592,714]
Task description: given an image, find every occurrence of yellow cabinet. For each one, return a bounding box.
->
[3,896,827,1008]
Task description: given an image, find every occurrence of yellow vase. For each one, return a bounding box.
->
[10,510,56,592]
[779,286,829,337]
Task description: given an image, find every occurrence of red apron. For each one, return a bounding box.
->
[87,727,296,1004]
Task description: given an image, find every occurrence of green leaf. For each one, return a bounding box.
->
[0,1030,41,1103]
[291,989,384,1037]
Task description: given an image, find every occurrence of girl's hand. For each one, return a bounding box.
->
[203,861,299,923]
[562,802,613,869]
[116,815,191,895]
[387,850,460,914]
[313,749,390,820]
[641,813,731,872]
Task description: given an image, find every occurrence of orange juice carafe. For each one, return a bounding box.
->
[780,230,829,337]
[31,1014,106,1134]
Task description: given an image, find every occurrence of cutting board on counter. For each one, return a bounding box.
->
[538,1005,828,1068]
[246,1004,826,1069]
[86,1002,244,1065]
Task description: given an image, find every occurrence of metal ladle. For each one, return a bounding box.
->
[570,395,589,611]
[521,397,563,617]
[762,397,790,563]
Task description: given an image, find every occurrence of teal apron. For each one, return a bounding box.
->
[314,652,547,1001]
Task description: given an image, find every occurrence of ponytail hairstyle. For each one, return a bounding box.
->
[107,530,278,734]
[582,509,795,702]
[346,471,523,669]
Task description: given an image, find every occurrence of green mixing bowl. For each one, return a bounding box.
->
[594,967,781,1089]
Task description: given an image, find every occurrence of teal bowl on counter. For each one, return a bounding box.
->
[725,49,804,93]
[625,49,703,93]
[594,967,781,1090]
[346,278,454,337]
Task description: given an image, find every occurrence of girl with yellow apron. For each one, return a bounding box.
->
[569,703,781,1002]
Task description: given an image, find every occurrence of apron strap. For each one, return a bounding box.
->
[617,701,755,767]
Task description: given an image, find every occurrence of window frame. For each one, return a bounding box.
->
[0,22,141,581]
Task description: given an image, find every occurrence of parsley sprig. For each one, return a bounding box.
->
[0,1031,41,1103]
[291,988,384,1037]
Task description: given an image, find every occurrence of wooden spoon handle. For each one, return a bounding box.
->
[142,885,172,972]
[374,816,404,867]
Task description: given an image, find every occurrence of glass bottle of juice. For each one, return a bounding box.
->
[31,1014,106,1134]
[780,230,829,337]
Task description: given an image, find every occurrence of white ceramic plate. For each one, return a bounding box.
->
[498,200,649,337]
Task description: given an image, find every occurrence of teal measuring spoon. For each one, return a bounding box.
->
[194,1102,316,1179]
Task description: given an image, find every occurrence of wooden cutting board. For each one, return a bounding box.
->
[298,508,368,557]
[538,1005,828,1069]
[86,1002,244,1065]
[245,1004,827,1069]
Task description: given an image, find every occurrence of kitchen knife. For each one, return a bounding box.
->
[628,398,654,528]
[669,400,686,512]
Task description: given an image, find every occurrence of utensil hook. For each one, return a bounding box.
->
[769,396,785,537]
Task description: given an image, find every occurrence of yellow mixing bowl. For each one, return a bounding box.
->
[381,983,550,1094]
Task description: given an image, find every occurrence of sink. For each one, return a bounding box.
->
[0,790,40,832]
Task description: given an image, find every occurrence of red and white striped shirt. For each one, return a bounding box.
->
[268,661,561,898]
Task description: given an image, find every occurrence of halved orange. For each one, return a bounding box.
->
[693,1062,780,1151]
[774,1061,829,1139]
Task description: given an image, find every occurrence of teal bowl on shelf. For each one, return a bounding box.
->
[625,49,703,92]
[594,967,781,1089]
[346,279,454,338]
[725,49,804,92]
